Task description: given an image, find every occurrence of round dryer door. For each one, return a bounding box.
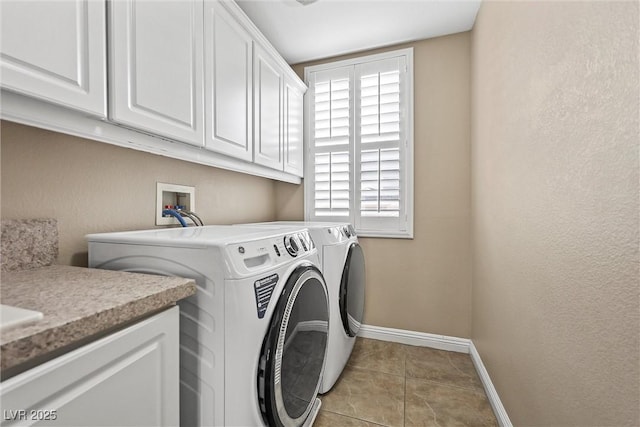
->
[339,242,365,337]
[258,264,329,427]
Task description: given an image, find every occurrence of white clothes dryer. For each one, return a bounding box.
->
[236,222,365,394]
[87,225,329,427]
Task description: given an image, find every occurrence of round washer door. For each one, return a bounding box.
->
[258,264,329,427]
[339,242,365,337]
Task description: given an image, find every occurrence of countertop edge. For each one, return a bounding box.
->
[1,273,196,372]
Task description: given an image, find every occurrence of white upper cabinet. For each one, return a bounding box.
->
[284,77,305,177]
[204,1,253,161]
[0,0,106,116]
[253,43,284,170]
[109,0,205,147]
[0,0,306,183]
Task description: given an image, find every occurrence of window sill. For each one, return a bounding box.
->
[356,230,414,239]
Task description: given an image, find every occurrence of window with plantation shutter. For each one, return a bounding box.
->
[304,48,414,238]
[310,67,353,217]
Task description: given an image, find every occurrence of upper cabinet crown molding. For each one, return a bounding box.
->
[109,0,205,147]
[0,0,107,117]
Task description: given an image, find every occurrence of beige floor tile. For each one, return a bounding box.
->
[405,346,484,392]
[347,338,407,376]
[313,410,383,427]
[405,378,498,427]
[320,366,405,427]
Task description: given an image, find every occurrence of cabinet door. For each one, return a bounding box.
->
[0,307,179,427]
[110,0,204,146]
[284,79,304,176]
[253,44,283,170]
[204,2,253,161]
[0,0,106,116]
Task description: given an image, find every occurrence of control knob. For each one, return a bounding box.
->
[284,235,300,257]
[297,233,308,251]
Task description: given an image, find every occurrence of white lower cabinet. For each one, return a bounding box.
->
[109,0,205,146]
[0,307,179,427]
[0,0,106,116]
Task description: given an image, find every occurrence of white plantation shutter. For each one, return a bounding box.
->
[308,66,354,219]
[314,151,350,216]
[313,77,350,146]
[305,49,413,238]
[360,147,401,217]
[357,58,403,227]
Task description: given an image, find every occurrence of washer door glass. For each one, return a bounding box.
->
[258,264,329,427]
[339,242,365,337]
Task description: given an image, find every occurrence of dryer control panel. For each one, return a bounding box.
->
[323,224,357,245]
[340,224,356,238]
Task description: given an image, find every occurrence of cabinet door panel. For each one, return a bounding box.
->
[0,0,106,116]
[253,45,283,170]
[204,3,252,161]
[110,0,204,146]
[284,80,304,176]
[0,307,179,427]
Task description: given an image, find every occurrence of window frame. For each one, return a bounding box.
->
[303,47,414,239]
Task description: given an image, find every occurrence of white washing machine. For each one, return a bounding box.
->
[87,225,329,427]
[236,222,365,394]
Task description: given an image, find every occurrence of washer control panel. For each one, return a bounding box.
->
[226,230,316,275]
[283,231,314,257]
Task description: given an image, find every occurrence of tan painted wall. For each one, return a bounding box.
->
[1,121,277,266]
[274,180,304,221]
[471,1,639,425]
[277,33,472,338]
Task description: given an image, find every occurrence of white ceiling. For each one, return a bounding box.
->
[236,0,481,64]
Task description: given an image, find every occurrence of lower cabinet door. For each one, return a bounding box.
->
[0,306,179,427]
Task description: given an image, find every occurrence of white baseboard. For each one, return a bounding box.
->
[357,324,512,427]
[469,342,513,427]
[357,324,471,353]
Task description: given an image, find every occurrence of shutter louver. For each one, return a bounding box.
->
[360,70,400,145]
[311,68,352,217]
[314,78,350,147]
[359,68,401,218]
[360,148,400,217]
[314,151,350,216]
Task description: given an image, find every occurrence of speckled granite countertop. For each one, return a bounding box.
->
[1,265,196,373]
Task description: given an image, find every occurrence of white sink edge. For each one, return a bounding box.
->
[0,304,44,332]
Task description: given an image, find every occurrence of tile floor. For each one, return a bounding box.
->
[314,338,498,427]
